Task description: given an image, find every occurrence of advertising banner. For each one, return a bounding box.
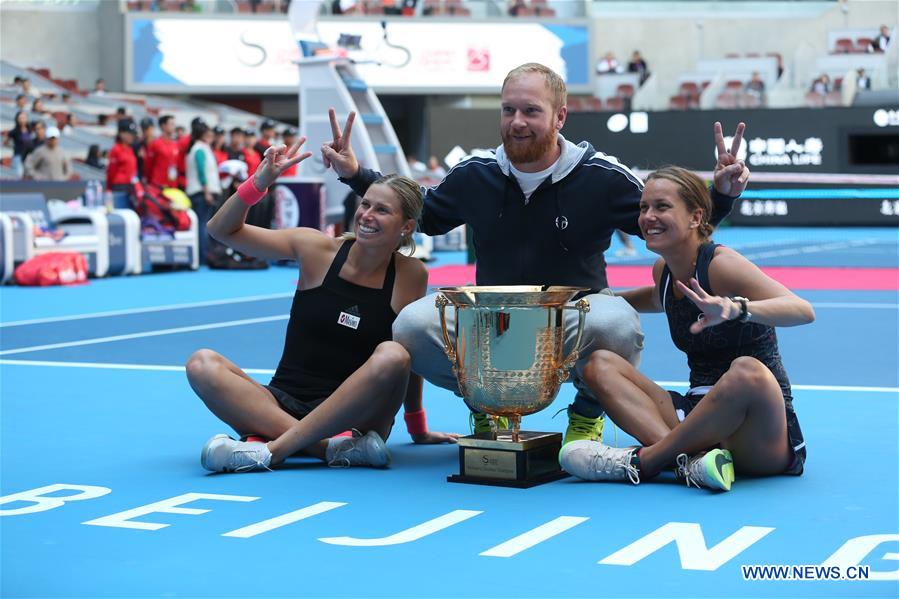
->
[126,16,590,94]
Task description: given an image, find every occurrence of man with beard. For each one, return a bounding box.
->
[320,62,749,444]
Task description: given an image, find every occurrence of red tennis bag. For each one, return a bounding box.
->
[14,252,89,286]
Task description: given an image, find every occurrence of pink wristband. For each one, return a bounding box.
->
[237,177,267,206]
[404,409,428,436]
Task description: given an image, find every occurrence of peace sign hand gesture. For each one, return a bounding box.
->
[712,121,750,197]
[320,108,359,179]
[676,278,742,334]
[253,137,312,190]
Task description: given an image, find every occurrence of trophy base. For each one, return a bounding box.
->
[447,431,568,488]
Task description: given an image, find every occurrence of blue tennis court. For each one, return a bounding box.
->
[1,226,897,598]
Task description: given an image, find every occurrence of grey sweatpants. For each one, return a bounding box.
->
[392,290,645,418]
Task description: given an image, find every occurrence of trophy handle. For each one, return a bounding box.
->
[556,298,591,384]
[435,294,457,364]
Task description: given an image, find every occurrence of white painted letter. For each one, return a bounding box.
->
[0,484,111,516]
[223,502,347,538]
[599,522,774,571]
[83,492,258,531]
[481,516,589,558]
[319,509,482,546]
[823,534,899,581]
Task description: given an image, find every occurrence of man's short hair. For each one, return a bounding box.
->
[502,63,567,110]
[230,127,245,136]
[158,115,174,127]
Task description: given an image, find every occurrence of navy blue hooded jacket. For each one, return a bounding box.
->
[343,134,736,291]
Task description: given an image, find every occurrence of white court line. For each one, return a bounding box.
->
[812,302,899,309]
[1,360,896,393]
[740,239,883,261]
[0,315,288,356]
[0,292,295,328]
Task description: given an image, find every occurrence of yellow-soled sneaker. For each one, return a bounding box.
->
[563,407,605,445]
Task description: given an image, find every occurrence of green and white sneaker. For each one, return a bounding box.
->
[675,449,735,491]
[563,406,605,445]
[470,412,509,434]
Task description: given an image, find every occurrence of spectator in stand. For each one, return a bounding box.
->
[92,78,107,95]
[255,119,276,156]
[115,107,132,130]
[810,74,831,94]
[145,114,181,189]
[24,126,72,181]
[5,111,34,177]
[19,77,40,99]
[406,154,427,178]
[856,68,871,90]
[31,120,47,149]
[107,121,139,192]
[15,94,28,111]
[61,114,79,136]
[31,98,51,118]
[596,52,622,75]
[243,128,262,176]
[426,156,446,180]
[185,123,222,265]
[744,71,766,105]
[279,127,300,177]
[227,127,247,161]
[508,0,526,16]
[212,126,228,164]
[175,125,187,138]
[627,51,649,85]
[870,25,891,52]
[86,144,106,170]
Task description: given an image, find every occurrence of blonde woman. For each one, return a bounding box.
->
[190,139,457,473]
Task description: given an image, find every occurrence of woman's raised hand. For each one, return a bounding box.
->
[676,278,743,334]
[253,137,312,190]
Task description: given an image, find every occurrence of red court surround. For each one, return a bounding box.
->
[427,265,899,291]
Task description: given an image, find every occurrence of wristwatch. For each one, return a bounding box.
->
[731,296,752,322]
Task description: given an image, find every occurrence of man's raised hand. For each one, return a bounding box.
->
[712,121,750,197]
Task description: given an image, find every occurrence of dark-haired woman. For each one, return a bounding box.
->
[560,165,813,491]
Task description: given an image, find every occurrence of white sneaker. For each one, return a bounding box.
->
[201,434,272,473]
[559,440,640,484]
[326,430,390,468]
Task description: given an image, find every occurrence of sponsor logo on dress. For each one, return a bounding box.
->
[338,311,360,330]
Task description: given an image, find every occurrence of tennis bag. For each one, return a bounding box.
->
[14,251,89,286]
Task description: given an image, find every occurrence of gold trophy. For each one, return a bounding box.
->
[436,286,590,488]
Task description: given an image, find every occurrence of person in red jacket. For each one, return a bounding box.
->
[106,121,138,191]
[242,128,262,176]
[144,115,180,189]
[278,127,299,177]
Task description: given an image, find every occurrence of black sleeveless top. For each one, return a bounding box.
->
[659,242,793,401]
[269,240,398,403]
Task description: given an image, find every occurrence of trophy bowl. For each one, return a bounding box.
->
[435,286,591,487]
